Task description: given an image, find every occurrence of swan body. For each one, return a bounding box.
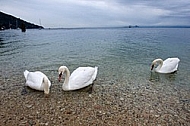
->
[58,66,98,91]
[151,58,180,73]
[23,70,51,94]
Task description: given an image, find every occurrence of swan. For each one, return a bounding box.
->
[23,70,51,94]
[151,58,180,73]
[58,66,98,91]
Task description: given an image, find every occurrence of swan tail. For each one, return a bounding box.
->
[92,66,98,80]
[177,58,180,62]
[23,70,29,80]
[43,77,50,94]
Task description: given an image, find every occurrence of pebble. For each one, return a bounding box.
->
[25,104,33,108]
[155,115,160,117]
[120,97,124,101]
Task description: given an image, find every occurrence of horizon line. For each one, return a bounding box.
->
[43,25,190,29]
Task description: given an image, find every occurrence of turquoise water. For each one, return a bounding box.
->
[0,28,190,89]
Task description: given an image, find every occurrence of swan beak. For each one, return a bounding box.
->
[151,65,154,70]
[58,73,62,82]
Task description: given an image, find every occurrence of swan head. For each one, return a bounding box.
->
[151,58,163,71]
[58,66,67,82]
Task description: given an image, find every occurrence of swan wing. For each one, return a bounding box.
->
[159,58,180,73]
[68,67,97,90]
[25,71,46,91]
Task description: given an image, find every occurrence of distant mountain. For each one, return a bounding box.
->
[0,11,44,30]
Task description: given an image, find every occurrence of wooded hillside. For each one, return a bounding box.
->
[0,11,43,30]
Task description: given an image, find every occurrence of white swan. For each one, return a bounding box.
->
[58,66,98,91]
[23,70,51,94]
[151,58,180,73]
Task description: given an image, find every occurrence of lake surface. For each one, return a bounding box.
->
[1,28,190,125]
[0,28,190,89]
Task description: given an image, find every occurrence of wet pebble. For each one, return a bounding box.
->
[120,97,124,101]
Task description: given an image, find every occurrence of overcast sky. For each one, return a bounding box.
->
[1,0,190,28]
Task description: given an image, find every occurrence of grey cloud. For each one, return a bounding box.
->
[1,0,190,27]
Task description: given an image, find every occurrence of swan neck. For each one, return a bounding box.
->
[43,77,50,94]
[62,67,70,89]
[156,59,163,70]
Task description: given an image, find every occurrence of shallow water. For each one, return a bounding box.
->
[0,28,190,88]
[0,28,190,125]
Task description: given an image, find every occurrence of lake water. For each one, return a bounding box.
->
[0,28,190,90]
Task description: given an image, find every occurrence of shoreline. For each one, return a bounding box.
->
[0,76,189,125]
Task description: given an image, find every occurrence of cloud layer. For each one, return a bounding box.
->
[1,0,190,28]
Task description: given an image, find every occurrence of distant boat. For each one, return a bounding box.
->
[1,26,5,30]
[21,23,26,32]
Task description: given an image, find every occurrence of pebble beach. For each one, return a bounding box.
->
[0,74,189,126]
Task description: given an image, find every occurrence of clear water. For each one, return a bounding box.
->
[0,28,190,89]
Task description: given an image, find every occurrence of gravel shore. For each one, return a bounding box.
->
[0,75,189,126]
